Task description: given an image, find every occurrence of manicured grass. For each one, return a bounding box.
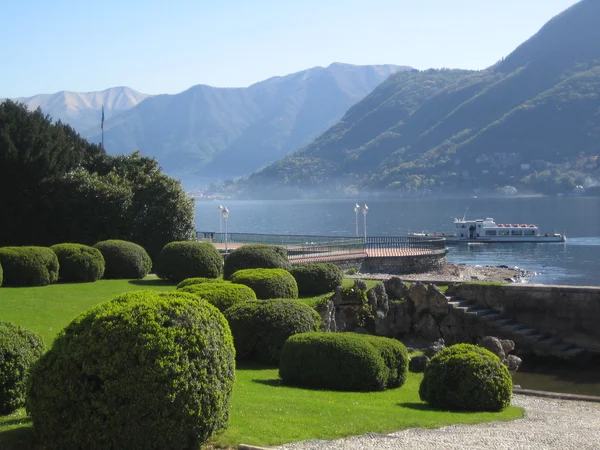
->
[0,277,523,449]
[212,364,522,448]
[0,276,176,345]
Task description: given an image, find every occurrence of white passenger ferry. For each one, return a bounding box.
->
[444,218,566,243]
[410,217,566,243]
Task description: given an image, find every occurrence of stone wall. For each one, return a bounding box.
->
[450,284,600,352]
[361,253,445,275]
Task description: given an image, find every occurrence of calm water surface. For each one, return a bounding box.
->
[196,196,600,286]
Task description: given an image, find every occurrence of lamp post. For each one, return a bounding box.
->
[354,203,360,238]
[362,204,368,241]
[218,205,224,234]
[222,206,230,252]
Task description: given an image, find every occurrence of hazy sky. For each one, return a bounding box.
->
[0,0,580,98]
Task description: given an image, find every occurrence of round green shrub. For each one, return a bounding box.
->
[224,299,322,364]
[230,268,298,299]
[290,262,344,296]
[155,241,223,282]
[0,322,45,414]
[26,291,235,450]
[176,277,227,289]
[419,343,512,412]
[0,246,59,287]
[50,243,105,282]
[223,244,290,280]
[179,283,256,312]
[93,240,152,279]
[279,332,408,391]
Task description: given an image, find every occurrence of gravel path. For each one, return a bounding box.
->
[274,395,600,450]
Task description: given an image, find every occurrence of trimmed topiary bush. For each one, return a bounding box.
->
[0,322,45,414]
[279,332,408,391]
[176,277,226,289]
[155,241,223,282]
[26,291,235,450]
[419,343,513,412]
[50,243,105,282]
[290,262,344,296]
[179,282,256,312]
[223,244,290,280]
[93,240,152,279]
[230,268,298,299]
[0,246,59,287]
[224,299,322,364]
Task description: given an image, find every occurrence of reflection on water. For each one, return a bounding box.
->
[512,357,600,397]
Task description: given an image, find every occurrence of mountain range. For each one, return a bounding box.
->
[242,0,600,198]
[14,87,150,136]
[11,64,409,186]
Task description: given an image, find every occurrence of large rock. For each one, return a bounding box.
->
[423,338,445,358]
[409,355,430,373]
[410,282,448,316]
[384,277,410,301]
[505,354,522,372]
[414,314,441,342]
[367,283,390,335]
[317,299,336,332]
[479,336,506,361]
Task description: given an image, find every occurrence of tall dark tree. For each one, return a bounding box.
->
[0,100,194,258]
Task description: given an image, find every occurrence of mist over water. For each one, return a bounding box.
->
[195,196,600,286]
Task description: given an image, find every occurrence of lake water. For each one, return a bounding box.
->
[195,196,600,286]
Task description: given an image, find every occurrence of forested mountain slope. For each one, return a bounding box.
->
[243,0,600,198]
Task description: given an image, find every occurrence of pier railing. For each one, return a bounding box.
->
[196,231,446,262]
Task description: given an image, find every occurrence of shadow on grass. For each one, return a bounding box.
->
[0,424,35,450]
[252,378,283,387]
[127,279,176,287]
[397,402,435,411]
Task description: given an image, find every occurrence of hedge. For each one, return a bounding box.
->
[0,322,45,414]
[289,262,344,296]
[176,277,227,289]
[155,241,222,282]
[223,299,322,364]
[179,282,256,312]
[279,332,408,391]
[229,268,298,299]
[419,343,513,411]
[26,291,235,450]
[0,246,59,287]
[223,244,290,280]
[50,243,105,282]
[93,240,152,279]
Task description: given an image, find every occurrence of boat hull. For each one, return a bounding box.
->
[445,236,566,244]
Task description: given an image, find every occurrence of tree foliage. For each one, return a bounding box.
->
[0,101,194,255]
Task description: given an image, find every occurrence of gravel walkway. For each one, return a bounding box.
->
[274,394,600,450]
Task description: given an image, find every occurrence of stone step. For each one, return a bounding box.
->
[528,333,550,342]
[490,317,514,327]
[512,328,539,337]
[538,336,563,346]
[552,342,575,352]
[562,347,587,358]
[502,323,527,333]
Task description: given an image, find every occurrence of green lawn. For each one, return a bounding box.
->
[0,277,523,449]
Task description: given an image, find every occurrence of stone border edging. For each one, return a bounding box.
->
[514,387,600,403]
[239,444,272,450]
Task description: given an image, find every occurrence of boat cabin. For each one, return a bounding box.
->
[453,217,539,240]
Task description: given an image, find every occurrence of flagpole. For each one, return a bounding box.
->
[101,104,105,150]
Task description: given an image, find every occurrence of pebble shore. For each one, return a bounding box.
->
[274,394,600,450]
[350,262,530,284]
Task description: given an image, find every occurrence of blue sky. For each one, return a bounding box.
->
[0,0,580,98]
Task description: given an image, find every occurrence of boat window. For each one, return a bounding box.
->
[485,230,497,236]
[511,230,522,236]
[499,230,510,236]
[524,230,536,236]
